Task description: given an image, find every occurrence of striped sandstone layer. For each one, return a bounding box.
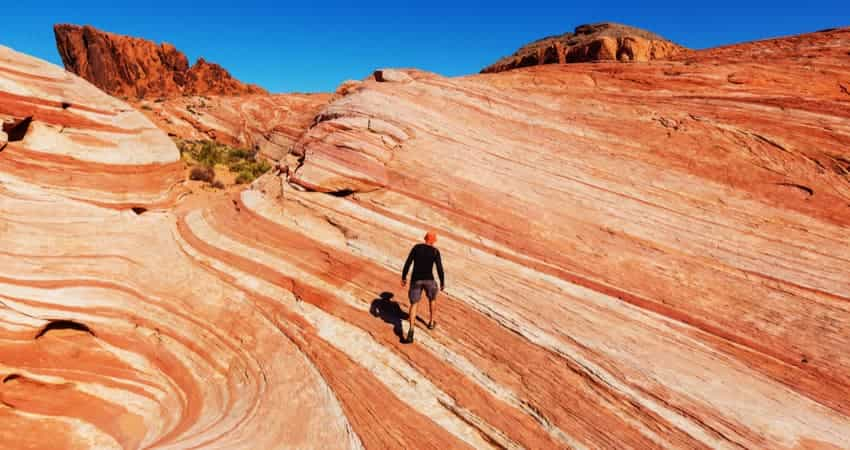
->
[0,45,355,449]
[132,93,333,161]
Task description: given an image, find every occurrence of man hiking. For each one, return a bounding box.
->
[401,231,445,344]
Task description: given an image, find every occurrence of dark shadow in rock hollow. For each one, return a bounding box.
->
[35,319,95,339]
[3,116,32,142]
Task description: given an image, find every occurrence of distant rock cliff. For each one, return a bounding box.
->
[482,22,684,73]
[53,24,327,160]
[54,24,266,98]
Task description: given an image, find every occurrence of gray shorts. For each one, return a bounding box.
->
[409,280,438,304]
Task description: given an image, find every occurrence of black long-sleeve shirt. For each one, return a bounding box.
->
[402,243,445,285]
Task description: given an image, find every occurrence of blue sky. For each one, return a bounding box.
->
[4,1,848,93]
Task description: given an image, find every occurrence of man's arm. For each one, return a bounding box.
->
[435,249,445,290]
[401,247,415,284]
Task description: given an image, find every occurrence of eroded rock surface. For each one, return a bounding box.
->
[2,25,850,450]
[54,24,266,99]
[483,22,684,73]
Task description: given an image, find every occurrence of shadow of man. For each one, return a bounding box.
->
[370,292,406,341]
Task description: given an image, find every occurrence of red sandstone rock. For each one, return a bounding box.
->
[0,45,353,449]
[53,24,331,160]
[279,26,850,448]
[54,24,266,99]
[482,22,685,73]
[2,25,850,450]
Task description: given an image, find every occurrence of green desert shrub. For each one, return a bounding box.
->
[230,158,271,184]
[227,147,256,161]
[195,141,227,167]
[175,139,272,185]
[235,171,253,185]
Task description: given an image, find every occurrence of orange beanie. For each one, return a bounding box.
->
[424,231,437,244]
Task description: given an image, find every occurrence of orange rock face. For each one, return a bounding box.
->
[483,22,685,73]
[3,26,850,450]
[54,24,266,99]
[53,24,332,160]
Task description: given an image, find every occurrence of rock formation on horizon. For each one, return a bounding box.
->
[54,24,266,99]
[2,25,850,449]
[482,22,684,73]
[54,24,331,160]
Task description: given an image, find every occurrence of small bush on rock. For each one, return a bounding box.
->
[189,165,215,182]
[175,139,272,186]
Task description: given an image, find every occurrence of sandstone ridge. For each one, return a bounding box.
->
[482,22,685,73]
[54,24,266,99]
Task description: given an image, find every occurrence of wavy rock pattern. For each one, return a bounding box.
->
[133,93,333,161]
[0,46,355,450]
[2,27,850,450]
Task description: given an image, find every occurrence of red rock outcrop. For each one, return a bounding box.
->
[54,24,266,99]
[483,22,685,73]
[54,24,332,160]
[3,25,850,450]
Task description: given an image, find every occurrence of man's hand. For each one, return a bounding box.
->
[401,279,407,288]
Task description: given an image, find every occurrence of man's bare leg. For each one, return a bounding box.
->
[406,302,419,342]
[428,299,437,329]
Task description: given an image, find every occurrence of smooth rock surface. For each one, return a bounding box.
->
[2,25,850,450]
